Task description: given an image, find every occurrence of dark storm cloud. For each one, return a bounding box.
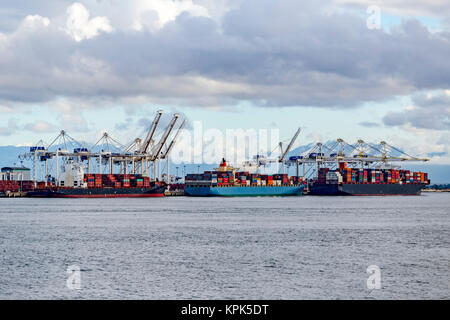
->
[0,0,449,109]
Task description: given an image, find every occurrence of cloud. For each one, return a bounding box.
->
[24,120,56,133]
[0,0,449,111]
[382,112,406,126]
[334,0,450,17]
[131,0,210,31]
[59,111,89,132]
[359,121,381,127]
[115,117,134,131]
[0,118,19,136]
[383,90,450,130]
[21,15,50,29]
[437,131,450,145]
[384,126,450,163]
[66,2,113,42]
[428,151,447,157]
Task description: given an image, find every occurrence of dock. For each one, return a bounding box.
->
[1,191,27,198]
[165,190,185,196]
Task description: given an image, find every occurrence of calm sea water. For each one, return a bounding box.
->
[0,193,448,300]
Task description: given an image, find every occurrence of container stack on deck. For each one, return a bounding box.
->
[350,170,422,184]
[0,180,35,194]
[84,174,152,188]
[184,158,306,196]
[318,168,428,184]
[186,171,304,186]
[314,163,429,185]
[309,161,430,195]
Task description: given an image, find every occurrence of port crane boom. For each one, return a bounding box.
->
[141,110,163,154]
[279,127,301,162]
[160,119,186,159]
[150,113,179,161]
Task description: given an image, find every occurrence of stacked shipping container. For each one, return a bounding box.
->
[0,180,35,193]
[186,171,304,187]
[84,174,152,188]
[320,163,428,185]
[328,168,429,184]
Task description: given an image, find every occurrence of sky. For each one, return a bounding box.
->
[0,0,449,164]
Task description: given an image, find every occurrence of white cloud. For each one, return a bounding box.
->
[66,2,113,42]
[15,142,34,147]
[131,0,210,31]
[24,120,56,133]
[0,0,448,110]
[21,15,51,30]
[385,123,450,163]
[383,90,450,130]
[334,0,450,17]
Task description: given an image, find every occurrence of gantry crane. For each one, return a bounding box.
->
[160,119,186,183]
[279,127,301,163]
[19,110,187,184]
[286,138,430,179]
[149,113,179,180]
[241,127,302,173]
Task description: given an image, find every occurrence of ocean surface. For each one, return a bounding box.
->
[0,193,448,300]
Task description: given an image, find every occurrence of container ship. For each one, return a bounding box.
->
[308,162,429,196]
[26,162,167,198]
[26,180,166,198]
[184,159,305,196]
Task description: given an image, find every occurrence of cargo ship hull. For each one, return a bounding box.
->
[185,185,305,197]
[26,184,167,198]
[308,183,426,196]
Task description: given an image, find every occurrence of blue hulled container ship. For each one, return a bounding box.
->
[184,159,305,197]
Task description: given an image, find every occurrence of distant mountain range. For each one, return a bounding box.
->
[1,144,449,183]
[0,146,29,168]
